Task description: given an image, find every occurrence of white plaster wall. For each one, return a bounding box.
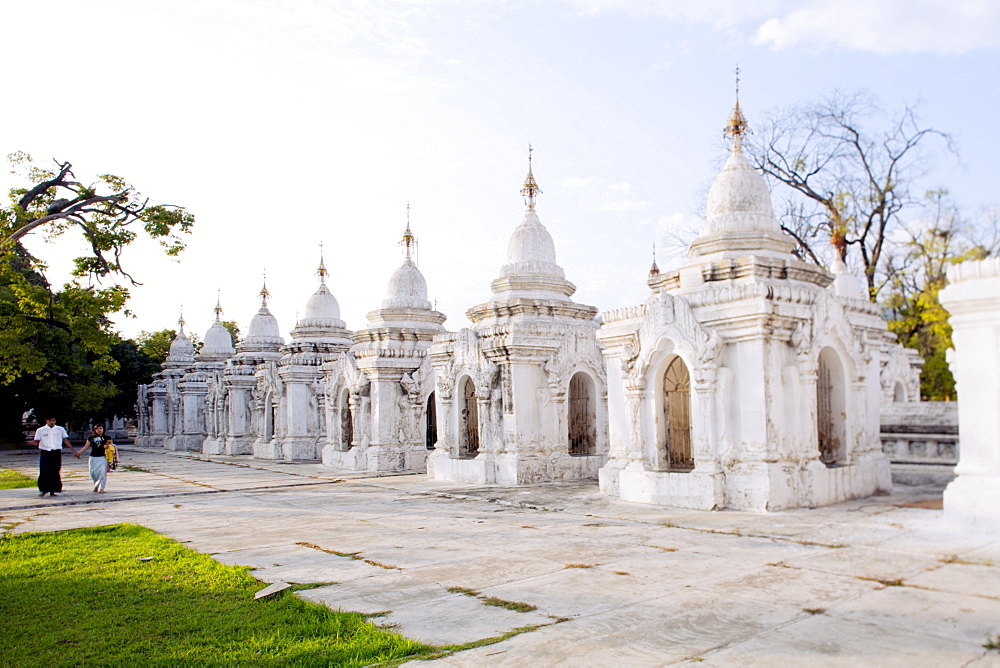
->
[940,258,1000,533]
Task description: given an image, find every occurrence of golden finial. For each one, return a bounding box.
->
[178,307,185,334]
[214,289,223,322]
[260,271,270,307]
[317,242,328,284]
[521,143,541,210]
[725,64,748,150]
[649,242,660,277]
[400,202,416,261]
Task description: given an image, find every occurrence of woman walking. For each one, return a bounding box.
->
[75,424,113,493]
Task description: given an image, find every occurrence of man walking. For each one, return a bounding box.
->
[32,417,75,497]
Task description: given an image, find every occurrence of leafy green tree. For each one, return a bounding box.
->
[0,153,193,438]
[136,329,178,364]
[881,190,995,399]
[99,339,162,423]
[221,320,241,347]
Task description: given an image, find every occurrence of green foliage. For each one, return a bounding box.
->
[0,154,193,433]
[221,319,240,346]
[4,152,193,277]
[136,329,177,364]
[0,523,432,666]
[880,190,991,399]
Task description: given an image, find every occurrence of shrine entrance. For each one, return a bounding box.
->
[568,372,596,455]
[662,356,693,470]
[817,347,846,465]
[459,378,479,457]
[341,389,353,449]
[264,394,275,442]
[425,391,437,449]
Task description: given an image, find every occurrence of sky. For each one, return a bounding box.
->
[2,0,998,343]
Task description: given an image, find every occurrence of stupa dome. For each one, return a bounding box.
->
[168,330,194,359]
[498,156,566,282]
[702,102,780,236]
[239,283,284,354]
[198,300,236,361]
[492,151,575,300]
[304,283,341,322]
[383,258,432,310]
[247,306,282,342]
[290,253,350,341]
[503,209,561,275]
[164,315,195,368]
[200,321,235,360]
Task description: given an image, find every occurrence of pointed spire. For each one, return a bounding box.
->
[649,242,660,277]
[317,242,328,285]
[214,289,223,322]
[177,307,186,336]
[259,270,270,308]
[724,65,748,151]
[521,143,542,211]
[400,202,416,261]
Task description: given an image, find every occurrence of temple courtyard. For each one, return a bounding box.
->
[2,446,998,666]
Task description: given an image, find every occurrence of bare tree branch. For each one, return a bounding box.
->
[746,92,952,301]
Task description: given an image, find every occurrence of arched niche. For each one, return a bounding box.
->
[568,371,597,455]
[459,377,479,458]
[662,355,694,470]
[893,381,906,403]
[264,393,275,442]
[817,346,847,465]
[425,391,437,450]
[340,388,353,449]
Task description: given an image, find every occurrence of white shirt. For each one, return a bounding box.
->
[34,425,69,451]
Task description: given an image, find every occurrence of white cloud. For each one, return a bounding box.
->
[561,0,783,31]
[563,0,1000,55]
[752,0,1000,55]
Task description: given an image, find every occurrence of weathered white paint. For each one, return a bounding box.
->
[597,103,897,511]
[939,258,1000,533]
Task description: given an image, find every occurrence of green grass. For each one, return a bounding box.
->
[445,586,537,613]
[0,469,35,490]
[0,524,432,666]
[480,597,537,613]
[296,541,399,570]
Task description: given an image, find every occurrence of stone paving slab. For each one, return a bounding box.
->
[2,447,999,665]
[703,613,986,667]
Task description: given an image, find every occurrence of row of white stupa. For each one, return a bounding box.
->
[135,99,924,511]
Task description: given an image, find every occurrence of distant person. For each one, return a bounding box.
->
[31,417,74,497]
[75,424,113,494]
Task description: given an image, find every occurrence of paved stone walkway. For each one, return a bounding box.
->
[2,446,999,666]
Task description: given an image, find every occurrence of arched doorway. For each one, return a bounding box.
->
[893,381,906,403]
[264,394,274,442]
[341,389,353,449]
[663,356,693,470]
[460,378,479,457]
[568,372,596,455]
[817,347,846,465]
[425,391,437,449]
